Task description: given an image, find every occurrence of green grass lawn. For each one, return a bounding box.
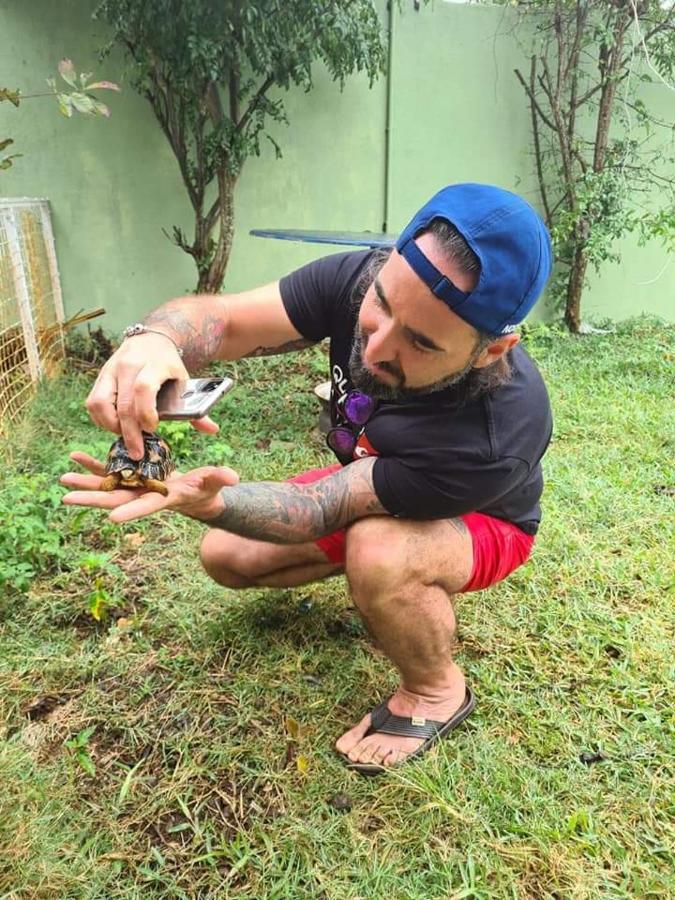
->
[1,321,673,899]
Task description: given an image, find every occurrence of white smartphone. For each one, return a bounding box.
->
[157,376,235,420]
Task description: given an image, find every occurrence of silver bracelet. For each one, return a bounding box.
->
[121,323,184,358]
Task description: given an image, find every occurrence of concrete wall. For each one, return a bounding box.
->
[1,0,672,333]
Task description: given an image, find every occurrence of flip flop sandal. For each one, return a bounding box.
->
[340,687,476,777]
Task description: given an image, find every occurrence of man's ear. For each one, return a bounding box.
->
[472,332,520,369]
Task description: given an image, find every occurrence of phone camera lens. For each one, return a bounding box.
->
[203,381,220,392]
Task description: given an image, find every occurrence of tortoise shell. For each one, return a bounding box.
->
[103,431,174,493]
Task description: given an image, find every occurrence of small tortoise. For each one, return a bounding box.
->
[101,431,175,496]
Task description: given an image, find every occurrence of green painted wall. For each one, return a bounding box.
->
[1,0,672,334]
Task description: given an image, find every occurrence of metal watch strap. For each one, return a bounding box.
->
[121,323,184,358]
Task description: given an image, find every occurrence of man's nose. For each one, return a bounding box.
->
[363,320,398,366]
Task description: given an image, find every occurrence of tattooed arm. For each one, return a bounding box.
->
[85,280,311,457]
[142,281,313,370]
[202,458,387,542]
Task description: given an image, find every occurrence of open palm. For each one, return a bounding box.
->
[60,451,239,524]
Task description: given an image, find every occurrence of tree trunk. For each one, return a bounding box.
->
[565,241,588,333]
[195,171,237,294]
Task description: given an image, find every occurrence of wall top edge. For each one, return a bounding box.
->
[0,198,51,207]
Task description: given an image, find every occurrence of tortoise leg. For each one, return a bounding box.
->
[100,473,121,492]
[144,479,169,496]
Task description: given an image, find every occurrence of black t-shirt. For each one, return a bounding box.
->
[279,250,553,535]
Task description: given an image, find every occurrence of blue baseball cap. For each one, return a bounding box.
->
[396,183,553,336]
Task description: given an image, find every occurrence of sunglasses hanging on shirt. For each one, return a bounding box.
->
[326,390,377,459]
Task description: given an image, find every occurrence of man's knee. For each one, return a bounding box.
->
[345,517,425,596]
[199,530,257,588]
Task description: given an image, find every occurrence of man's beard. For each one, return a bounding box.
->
[348,327,481,402]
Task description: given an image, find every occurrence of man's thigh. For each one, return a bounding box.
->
[344,512,535,595]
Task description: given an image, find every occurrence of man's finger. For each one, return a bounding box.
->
[197,466,240,491]
[60,473,104,490]
[109,492,169,524]
[86,369,121,433]
[190,416,220,435]
[132,364,167,434]
[115,368,146,459]
[62,489,140,509]
[69,451,107,476]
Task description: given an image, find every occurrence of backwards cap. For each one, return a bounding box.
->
[395,183,553,335]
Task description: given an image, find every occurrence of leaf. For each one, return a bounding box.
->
[0,138,13,152]
[117,758,145,805]
[0,88,21,106]
[285,715,301,740]
[58,58,78,87]
[296,755,310,775]
[122,532,145,549]
[70,92,96,115]
[88,586,109,621]
[76,751,96,777]
[86,80,121,92]
[92,99,111,118]
[57,94,73,118]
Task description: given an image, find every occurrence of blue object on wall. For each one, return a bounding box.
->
[250,228,397,248]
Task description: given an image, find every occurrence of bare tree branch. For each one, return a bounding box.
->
[514,67,558,131]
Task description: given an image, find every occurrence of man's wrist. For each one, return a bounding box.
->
[121,323,184,358]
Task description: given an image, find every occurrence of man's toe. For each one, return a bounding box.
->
[383,748,408,767]
[335,712,372,755]
[347,736,376,763]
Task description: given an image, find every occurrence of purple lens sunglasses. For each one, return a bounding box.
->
[326,390,377,458]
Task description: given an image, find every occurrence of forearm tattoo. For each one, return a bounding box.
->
[202,459,386,543]
[143,305,227,371]
[243,338,315,357]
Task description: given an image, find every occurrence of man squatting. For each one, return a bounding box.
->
[62,183,553,775]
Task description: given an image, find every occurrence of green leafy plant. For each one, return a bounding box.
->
[65,725,97,776]
[0,474,70,591]
[94,0,387,292]
[1,58,119,171]
[76,551,122,621]
[46,58,120,118]
[88,576,114,621]
[156,420,195,461]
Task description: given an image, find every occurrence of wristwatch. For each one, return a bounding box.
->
[121,323,184,358]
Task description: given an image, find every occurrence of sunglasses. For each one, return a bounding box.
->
[326,390,377,459]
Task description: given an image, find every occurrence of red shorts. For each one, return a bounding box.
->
[289,463,536,593]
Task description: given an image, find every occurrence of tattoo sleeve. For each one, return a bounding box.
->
[201,458,387,543]
[144,303,227,371]
[243,338,316,357]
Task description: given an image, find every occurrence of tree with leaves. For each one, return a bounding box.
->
[94,0,387,293]
[509,0,674,332]
[1,60,119,171]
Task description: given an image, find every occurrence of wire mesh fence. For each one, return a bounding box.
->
[0,198,65,433]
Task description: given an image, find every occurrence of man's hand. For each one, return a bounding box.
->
[60,451,239,524]
[85,334,220,460]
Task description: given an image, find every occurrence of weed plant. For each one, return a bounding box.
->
[0,322,673,898]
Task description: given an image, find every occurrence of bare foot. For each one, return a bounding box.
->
[335,668,467,769]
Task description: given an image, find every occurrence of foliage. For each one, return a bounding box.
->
[64,725,98,776]
[1,59,119,171]
[46,58,120,119]
[93,0,387,292]
[509,0,675,331]
[0,473,70,591]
